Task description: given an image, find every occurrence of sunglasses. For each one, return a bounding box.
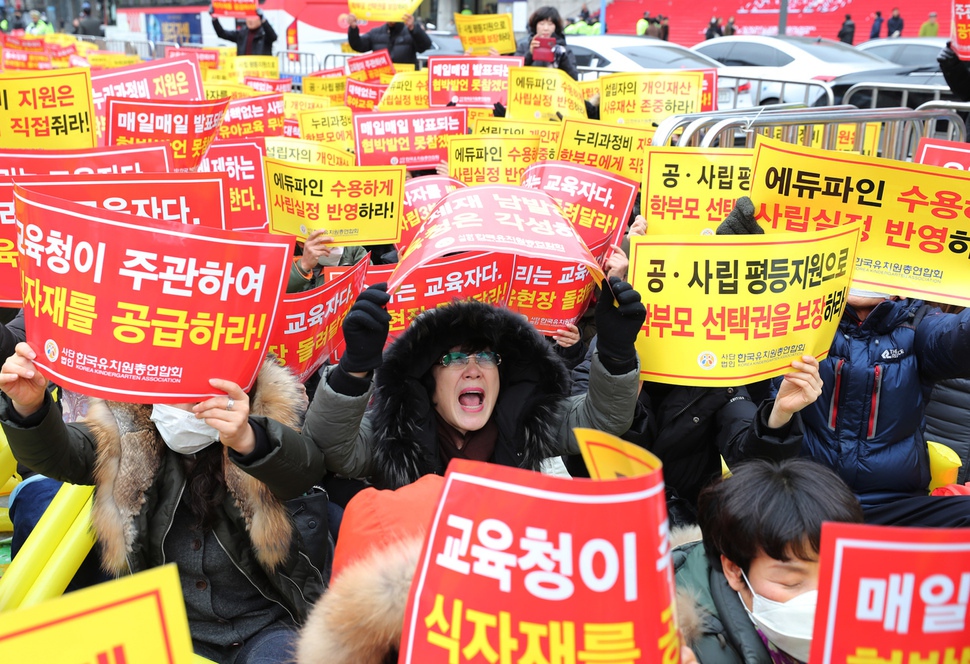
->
[439,351,502,368]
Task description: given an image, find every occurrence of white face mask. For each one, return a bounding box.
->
[740,571,817,662]
[150,404,220,455]
[317,245,343,267]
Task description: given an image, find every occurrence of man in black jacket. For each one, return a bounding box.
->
[938,42,970,102]
[346,12,432,66]
[210,4,277,56]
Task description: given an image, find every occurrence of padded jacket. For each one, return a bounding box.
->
[347,21,432,65]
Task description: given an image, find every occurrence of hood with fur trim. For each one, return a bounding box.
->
[84,358,306,575]
[366,300,571,489]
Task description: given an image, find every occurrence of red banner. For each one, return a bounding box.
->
[399,458,676,663]
[0,145,173,307]
[198,139,270,232]
[810,522,970,664]
[354,108,467,168]
[345,79,388,113]
[509,257,595,334]
[164,47,220,71]
[14,185,292,403]
[522,161,637,260]
[244,77,293,94]
[283,119,300,138]
[211,0,257,18]
[955,1,970,60]
[427,56,524,107]
[700,69,718,112]
[347,50,395,83]
[307,67,346,79]
[915,136,970,170]
[3,35,46,51]
[267,255,368,381]
[2,48,52,70]
[105,97,229,172]
[219,93,285,140]
[12,173,231,231]
[399,175,466,253]
[286,19,299,57]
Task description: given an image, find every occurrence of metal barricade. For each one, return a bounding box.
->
[278,50,320,91]
[652,104,818,147]
[322,52,353,70]
[152,40,180,58]
[105,38,156,61]
[843,82,952,109]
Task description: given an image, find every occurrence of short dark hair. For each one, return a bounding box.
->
[529,6,564,36]
[697,458,863,573]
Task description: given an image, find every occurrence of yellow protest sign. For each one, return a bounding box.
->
[0,69,96,149]
[283,91,330,120]
[87,52,142,69]
[454,13,517,55]
[751,135,970,306]
[557,117,653,182]
[204,82,257,100]
[760,122,881,156]
[303,75,347,106]
[203,67,238,83]
[628,224,860,386]
[298,106,355,152]
[377,70,429,110]
[0,565,193,662]
[579,78,600,101]
[600,71,704,126]
[465,106,494,125]
[265,136,355,167]
[474,116,561,160]
[643,147,755,235]
[265,158,405,245]
[348,0,422,22]
[575,428,662,480]
[507,66,585,122]
[231,55,279,82]
[448,134,541,185]
[43,33,77,47]
[394,62,416,72]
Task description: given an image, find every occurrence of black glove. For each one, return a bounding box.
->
[716,196,762,235]
[938,43,959,66]
[339,283,391,374]
[492,101,507,118]
[594,277,646,373]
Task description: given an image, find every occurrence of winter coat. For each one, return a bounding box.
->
[287,245,370,293]
[870,16,884,39]
[886,15,903,37]
[838,19,855,44]
[303,300,639,489]
[347,21,432,66]
[569,338,804,506]
[0,308,25,363]
[73,14,102,36]
[212,17,277,56]
[0,359,327,623]
[924,378,970,485]
[795,299,970,509]
[515,32,580,81]
[940,50,970,102]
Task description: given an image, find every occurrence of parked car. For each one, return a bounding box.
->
[855,37,948,67]
[820,64,967,108]
[691,35,897,105]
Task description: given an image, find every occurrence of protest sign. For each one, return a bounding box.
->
[600,71,704,126]
[628,225,860,386]
[700,69,718,111]
[283,119,300,137]
[758,122,881,156]
[810,522,970,664]
[198,139,270,231]
[557,118,653,183]
[212,0,257,17]
[348,0,422,23]
[88,52,142,69]
[376,70,429,110]
[399,457,678,664]
[399,175,466,253]
[230,56,279,82]
[14,185,292,403]
[473,116,561,161]
[355,108,467,168]
[427,56,523,107]
[0,565,193,662]
[952,2,970,60]
[244,76,293,93]
[299,107,355,151]
[915,136,970,170]
[264,158,405,245]
[164,46,219,71]
[453,13,517,54]
[302,75,347,106]
[448,135,541,186]
[268,256,368,382]
[283,92,331,120]
[643,147,754,235]
[576,428,663,480]
[347,49,395,83]
[204,82,257,100]
[203,68,239,84]
[0,69,96,150]
[105,97,229,172]
[345,78,388,113]
[264,136,354,167]
[508,257,596,334]
[750,135,970,307]
[219,92,285,139]
[507,66,586,121]
[2,48,53,70]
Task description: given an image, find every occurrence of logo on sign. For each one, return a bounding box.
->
[697,351,717,370]
[45,339,59,362]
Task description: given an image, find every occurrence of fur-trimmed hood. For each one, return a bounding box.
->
[367,300,571,489]
[83,358,306,575]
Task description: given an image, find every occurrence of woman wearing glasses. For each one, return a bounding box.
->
[302,278,646,489]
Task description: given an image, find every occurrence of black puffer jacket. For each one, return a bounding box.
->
[212,16,278,56]
[924,378,970,484]
[347,21,432,65]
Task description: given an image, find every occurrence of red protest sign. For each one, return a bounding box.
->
[105,97,229,172]
[2,48,52,70]
[700,69,718,112]
[345,78,388,113]
[810,522,970,664]
[399,458,677,664]
[347,50,395,83]
[354,108,468,168]
[306,67,346,79]
[283,119,300,138]
[11,172,231,230]
[3,35,45,51]
[198,139,270,232]
[399,175,466,253]
[390,185,604,293]
[164,47,220,71]
[427,56,524,107]
[267,256,368,381]
[212,0,257,18]
[0,145,173,307]
[220,92,285,139]
[954,2,970,60]
[14,185,292,403]
[522,160,637,260]
[509,257,595,334]
[915,136,970,170]
[244,77,293,94]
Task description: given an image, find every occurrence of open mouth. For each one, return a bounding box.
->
[458,388,485,411]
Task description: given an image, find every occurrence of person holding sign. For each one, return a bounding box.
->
[346,12,431,66]
[288,230,369,293]
[303,278,645,490]
[0,343,329,663]
[674,458,864,663]
[514,6,580,81]
[210,4,278,56]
